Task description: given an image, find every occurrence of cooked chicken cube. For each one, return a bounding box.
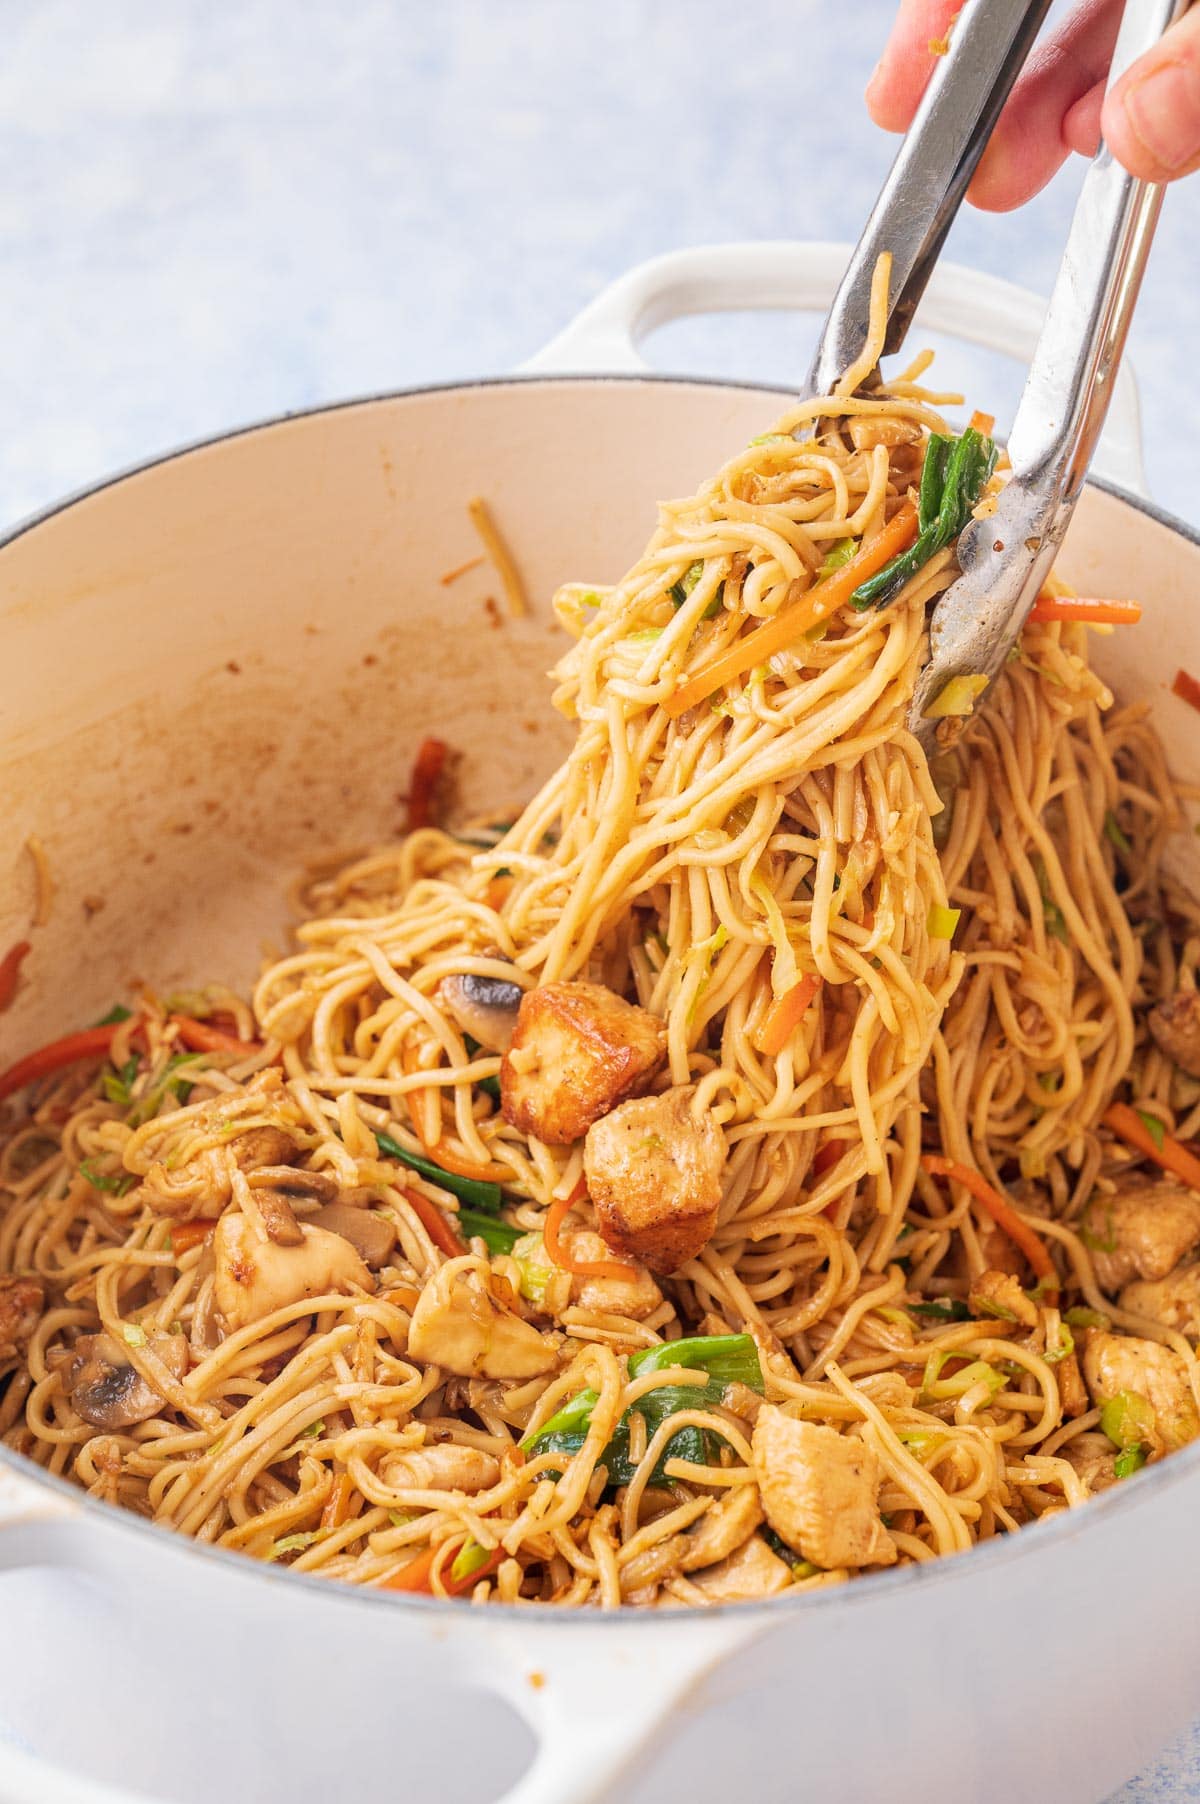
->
[64,1331,188,1430]
[0,1274,44,1360]
[407,1262,557,1379]
[137,1123,302,1220]
[969,1269,1037,1327]
[213,1211,373,1331]
[1147,989,1200,1078]
[566,1231,663,1320]
[584,1085,725,1275]
[1081,1329,1199,1453]
[751,1406,896,1570]
[384,1443,500,1493]
[692,1533,793,1601]
[500,980,667,1146]
[848,416,920,451]
[678,1479,764,1571]
[1121,1261,1200,1336]
[1081,1181,1200,1293]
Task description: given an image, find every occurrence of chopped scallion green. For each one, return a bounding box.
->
[852,427,997,612]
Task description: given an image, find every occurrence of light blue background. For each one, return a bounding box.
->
[0,3,1197,1799]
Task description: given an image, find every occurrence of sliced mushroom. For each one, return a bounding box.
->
[249,1165,340,1205]
[65,1331,188,1430]
[313,1201,397,1270]
[0,1274,44,1359]
[1148,990,1200,1078]
[439,973,524,1054]
[251,1189,305,1247]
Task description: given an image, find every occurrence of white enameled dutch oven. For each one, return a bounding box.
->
[1,244,1198,1804]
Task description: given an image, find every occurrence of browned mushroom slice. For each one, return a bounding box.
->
[0,1274,44,1360]
[65,1331,189,1430]
[252,1189,305,1247]
[249,1165,340,1205]
[1147,990,1200,1079]
[439,973,524,1054]
[313,1201,397,1270]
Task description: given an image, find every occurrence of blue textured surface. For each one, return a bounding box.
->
[0,3,1196,1799]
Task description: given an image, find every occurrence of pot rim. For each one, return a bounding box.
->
[2,369,1198,1627]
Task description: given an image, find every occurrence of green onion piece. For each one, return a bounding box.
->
[908,1298,971,1322]
[79,1159,134,1196]
[701,588,726,620]
[922,1350,1006,1403]
[927,903,961,941]
[120,1322,147,1348]
[387,1509,415,1527]
[101,1055,140,1106]
[450,1538,495,1584]
[667,561,705,607]
[522,1335,764,1486]
[300,1420,326,1440]
[1043,1322,1075,1365]
[1104,812,1132,856]
[1079,1203,1118,1254]
[511,1232,557,1303]
[818,537,857,577]
[852,427,997,612]
[895,1427,949,1458]
[1114,1444,1148,1479]
[1064,1305,1111,1330]
[458,1209,521,1256]
[269,1531,324,1561]
[1136,1109,1167,1153]
[1100,1390,1156,1450]
[925,673,988,719]
[375,1130,502,1214]
[95,1004,133,1026]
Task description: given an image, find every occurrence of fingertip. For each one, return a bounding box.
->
[1104,13,1200,181]
[966,122,1067,213]
[1062,82,1104,158]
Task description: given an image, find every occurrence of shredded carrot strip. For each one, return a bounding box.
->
[0,941,31,1015]
[1028,595,1142,627]
[169,1015,263,1057]
[543,1180,637,1280]
[1172,669,1200,715]
[1104,1103,1200,1194]
[170,1217,219,1257]
[439,552,486,587]
[921,1154,1058,1295]
[0,1022,135,1103]
[663,500,918,719]
[401,1186,466,1259]
[321,1472,355,1532]
[487,876,515,911]
[406,737,450,833]
[380,1282,423,1314]
[813,1139,846,1178]
[968,410,995,436]
[754,974,821,1057]
[402,1041,444,1152]
[379,1540,503,1595]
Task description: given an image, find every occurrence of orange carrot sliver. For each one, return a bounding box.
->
[1172,669,1200,715]
[403,1041,444,1152]
[0,940,31,1015]
[968,411,995,436]
[754,974,821,1057]
[0,1022,131,1103]
[321,1472,355,1532]
[406,736,449,833]
[921,1154,1057,1295]
[1104,1103,1200,1194]
[379,1540,503,1596]
[170,1217,220,1257]
[1028,596,1142,627]
[170,1015,263,1057]
[401,1186,466,1259]
[543,1181,637,1280]
[663,500,918,719]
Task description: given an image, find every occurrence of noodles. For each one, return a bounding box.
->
[4,338,1200,1609]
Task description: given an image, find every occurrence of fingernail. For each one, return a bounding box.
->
[1122,60,1200,173]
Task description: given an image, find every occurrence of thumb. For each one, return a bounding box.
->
[1103,5,1200,181]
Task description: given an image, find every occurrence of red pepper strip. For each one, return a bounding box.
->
[0,1022,130,1103]
[0,941,31,1014]
[170,1217,220,1257]
[169,1015,263,1057]
[406,737,449,832]
[379,1541,503,1595]
[1172,669,1200,715]
[401,1186,467,1259]
[813,1139,846,1178]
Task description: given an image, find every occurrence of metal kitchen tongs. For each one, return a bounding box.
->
[800,0,1189,754]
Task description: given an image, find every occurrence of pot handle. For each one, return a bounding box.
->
[479,1610,764,1804]
[521,241,1149,497]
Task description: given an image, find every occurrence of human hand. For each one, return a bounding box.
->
[866,0,1200,209]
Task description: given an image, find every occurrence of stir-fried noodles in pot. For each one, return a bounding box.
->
[4,280,1200,1607]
